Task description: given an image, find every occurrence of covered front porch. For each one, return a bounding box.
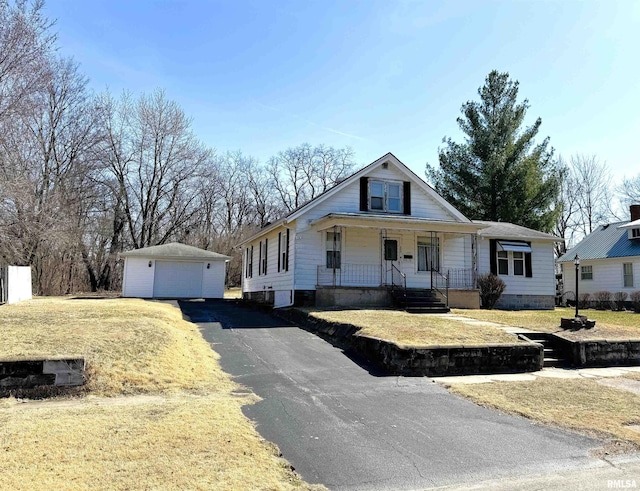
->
[310,213,484,308]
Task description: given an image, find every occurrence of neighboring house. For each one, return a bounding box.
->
[121,243,231,299]
[240,153,560,310]
[558,205,640,298]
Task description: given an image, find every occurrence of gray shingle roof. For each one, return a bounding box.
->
[475,221,560,241]
[120,242,231,260]
[557,221,640,262]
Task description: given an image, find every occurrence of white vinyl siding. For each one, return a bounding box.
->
[478,239,556,296]
[242,225,294,294]
[123,257,155,297]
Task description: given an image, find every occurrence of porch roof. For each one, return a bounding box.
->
[310,213,487,233]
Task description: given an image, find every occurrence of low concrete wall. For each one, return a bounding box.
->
[0,358,85,389]
[278,309,542,376]
[495,294,555,310]
[449,289,480,309]
[315,287,393,308]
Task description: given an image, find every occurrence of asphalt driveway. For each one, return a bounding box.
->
[179,299,600,490]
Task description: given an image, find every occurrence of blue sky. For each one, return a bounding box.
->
[45,0,640,182]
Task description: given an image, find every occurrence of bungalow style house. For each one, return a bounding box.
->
[240,153,560,311]
[558,205,640,298]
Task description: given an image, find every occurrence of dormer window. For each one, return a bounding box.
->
[369,180,402,213]
[633,228,640,239]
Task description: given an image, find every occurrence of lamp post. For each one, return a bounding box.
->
[574,254,580,318]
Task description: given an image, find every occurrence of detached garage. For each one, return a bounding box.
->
[121,243,231,299]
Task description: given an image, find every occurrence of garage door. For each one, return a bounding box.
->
[153,261,203,298]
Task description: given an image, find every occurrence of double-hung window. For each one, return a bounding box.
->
[417,236,440,272]
[497,251,509,275]
[326,232,341,269]
[581,265,593,280]
[624,263,634,288]
[513,251,524,276]
[369,181,402,213]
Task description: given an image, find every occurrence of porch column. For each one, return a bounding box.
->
[471,233,478,288]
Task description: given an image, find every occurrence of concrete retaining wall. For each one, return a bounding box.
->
[552,336,640,367]
[0,358,85,389]
[278,309,543,376]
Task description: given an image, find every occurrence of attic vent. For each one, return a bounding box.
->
[381,162,388,169]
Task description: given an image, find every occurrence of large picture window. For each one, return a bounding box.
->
[417,236,439,272]
[369,180,403,213]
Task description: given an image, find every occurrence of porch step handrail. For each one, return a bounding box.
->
[431,269,449,308]
[390,263,407,300]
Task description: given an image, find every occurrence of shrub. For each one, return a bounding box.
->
[477,273,506,310]
[631,291,640,313]
[593,290,612,310]
[578,292,591,309]
[613,291,628,311]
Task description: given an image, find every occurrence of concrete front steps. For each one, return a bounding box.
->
[391,288,450,314]
[520,332,569,368]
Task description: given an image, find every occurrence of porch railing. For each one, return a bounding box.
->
[446,268,476,289]
[317,264,381,287]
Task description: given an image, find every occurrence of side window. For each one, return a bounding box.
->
[581,265,593,280]
[624,263,633,287]
[325,232,341,269]
[497,251,509,275]
[513,251,524,276]
[417,236,440,271]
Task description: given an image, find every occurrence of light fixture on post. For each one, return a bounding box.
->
[574,254,580,318]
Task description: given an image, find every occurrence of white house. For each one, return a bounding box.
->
[558,205,640,299]
[121,242,231,299]
[240,153,560,310]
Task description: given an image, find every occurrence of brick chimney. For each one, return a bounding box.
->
[631,204,640,222]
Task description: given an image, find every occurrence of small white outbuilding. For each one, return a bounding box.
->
[121,243,231,299]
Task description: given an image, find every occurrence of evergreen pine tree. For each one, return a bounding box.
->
[426,70,561,232]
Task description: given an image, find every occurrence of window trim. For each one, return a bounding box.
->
[368,180,404,213]
[581,265,593,281]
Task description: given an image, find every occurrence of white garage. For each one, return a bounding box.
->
[120,243,231,299]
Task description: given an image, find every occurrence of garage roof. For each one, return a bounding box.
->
[120,242,231,261]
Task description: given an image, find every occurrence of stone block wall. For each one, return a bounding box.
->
[277,308,542,376]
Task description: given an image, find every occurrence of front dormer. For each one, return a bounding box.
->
[627,204,640,240]
[630,227,640,240]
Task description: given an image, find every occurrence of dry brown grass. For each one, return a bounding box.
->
[452,307,640,341]
[450,378,640,449]
[0,297,316,490]
[0,297,232,396]
[304,308,523,346]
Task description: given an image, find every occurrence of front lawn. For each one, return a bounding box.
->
[303,308,524,346]
[452,307,640,340]
[449,377,640,452]
[0,298,312,490]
